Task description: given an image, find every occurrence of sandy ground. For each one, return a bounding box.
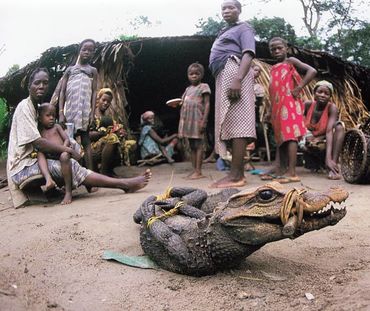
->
[0,161,370,311]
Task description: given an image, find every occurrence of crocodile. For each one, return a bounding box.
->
[133,182,348,276]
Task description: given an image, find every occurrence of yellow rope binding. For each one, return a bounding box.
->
[280,188,307,225]
[147,201,185,228]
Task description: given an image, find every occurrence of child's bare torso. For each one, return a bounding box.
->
[40,126,64,146]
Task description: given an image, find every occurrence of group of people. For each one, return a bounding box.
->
[203,0,343,187]
[7,0,345,207]
[7,41,151,207]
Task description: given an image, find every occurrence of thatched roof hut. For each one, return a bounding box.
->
[0,36,369,134]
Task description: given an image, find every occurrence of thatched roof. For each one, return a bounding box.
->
[1,35,369,133]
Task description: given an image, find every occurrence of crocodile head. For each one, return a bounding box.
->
[213,181,348,246]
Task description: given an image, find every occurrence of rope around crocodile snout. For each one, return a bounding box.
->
[280,188,312,227]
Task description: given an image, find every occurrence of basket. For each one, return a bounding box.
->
[341,128,370,183]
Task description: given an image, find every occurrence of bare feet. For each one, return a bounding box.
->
[188,172,206,180]
[61,192,72,205]
[85,186,99,193]
[203,155,217,163]
[166,157,175,164]
[209,175,246,188]
[328,171,341,180]
[122,169,152,193]
[41,178,57,193]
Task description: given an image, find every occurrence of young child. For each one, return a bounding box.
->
[304,80,345,180]
[37,103,82,205]
[178,63,211,179]
[139,111,178,164]
[266,37,317,182]
[58,38,98,172]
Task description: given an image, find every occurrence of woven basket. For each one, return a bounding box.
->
[341,128,370,183]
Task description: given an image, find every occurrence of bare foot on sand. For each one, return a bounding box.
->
[209,175,246,188]
[61,192,72,205]
[328,171,341,180]
[85,186,99,193]
[188,172,206,180]
[41,178,57,193]
[122,169,152,193]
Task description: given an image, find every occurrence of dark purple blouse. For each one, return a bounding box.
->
[209,22,256,77]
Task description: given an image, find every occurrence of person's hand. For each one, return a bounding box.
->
[117,128,127,138]
[291,86,302,99]
[326,159,339,174]
[59,113,66,128]
[228,78,242,102]
[68,147,82,161]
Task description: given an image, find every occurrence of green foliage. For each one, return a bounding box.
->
[195,16,226,36]
[118,34,138,41]
[326,22,370,67]
[0,98,9,160]
[249,17,296,44]
[6,64,20,77]
[295,36,325,50]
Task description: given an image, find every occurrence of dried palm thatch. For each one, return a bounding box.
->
[0,40,135,129]
[1,36,369,135]
[253,59,369,128]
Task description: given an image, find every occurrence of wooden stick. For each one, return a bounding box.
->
[282,215,298,237]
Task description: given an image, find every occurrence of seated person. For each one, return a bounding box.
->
[304,80,345,180]
[139,111,178,164]
[7,68,151,208]
[90,88,136,176]
[36,103,82,204]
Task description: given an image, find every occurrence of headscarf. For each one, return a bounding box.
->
[314,80,334,95]
[97,88,113,100]
[141,111,154,125]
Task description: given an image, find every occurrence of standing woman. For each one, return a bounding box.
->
[209,0,256,188]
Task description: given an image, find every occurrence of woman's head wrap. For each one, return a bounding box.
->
[141,111,154,124]
[97,88,113,100]
[314,80,334,95]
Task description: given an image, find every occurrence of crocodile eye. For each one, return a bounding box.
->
[258,189,274,201]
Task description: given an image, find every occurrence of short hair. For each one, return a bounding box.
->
[79,38,96,50]
[269,37,288,47]
[187,62,205,78]
[28,67,49,88]
[222,0,242,11]
[38,102,55,115]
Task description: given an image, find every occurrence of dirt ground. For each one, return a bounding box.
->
[0,160,369,311]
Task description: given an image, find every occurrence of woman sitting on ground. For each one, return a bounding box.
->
[138,111,178,164]
[90,88,136,176]
[304,80,345,180]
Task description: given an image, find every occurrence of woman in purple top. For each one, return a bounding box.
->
[209,0,256,188]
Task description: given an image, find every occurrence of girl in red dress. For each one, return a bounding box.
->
[266,37,316,182]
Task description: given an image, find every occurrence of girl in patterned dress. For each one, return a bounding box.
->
[266,37,316,182]
[59,39,98,173]
[178,63,211,179]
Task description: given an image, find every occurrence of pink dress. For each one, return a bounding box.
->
[269,62,306,145]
